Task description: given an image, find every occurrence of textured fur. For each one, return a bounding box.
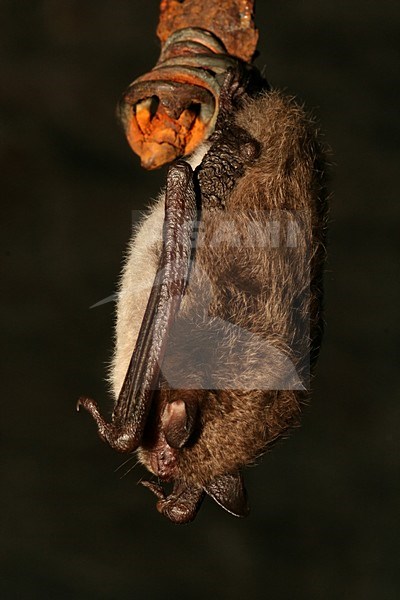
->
[111,90,326,488]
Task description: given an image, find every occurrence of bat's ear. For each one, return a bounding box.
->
[204,472,249,517]
[161,396,198,449]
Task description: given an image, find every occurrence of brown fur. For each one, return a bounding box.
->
[112,90,327,488]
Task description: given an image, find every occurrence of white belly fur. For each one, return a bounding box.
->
[110,143,211,397]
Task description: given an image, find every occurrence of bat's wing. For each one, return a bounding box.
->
[204,472,249,517]
[78,161,197,453]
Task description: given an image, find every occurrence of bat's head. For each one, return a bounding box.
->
[138,392,249,524]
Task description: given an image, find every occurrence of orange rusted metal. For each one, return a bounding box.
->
[157,0,258,63]
[119,1,258,169]
[125,99,207,170]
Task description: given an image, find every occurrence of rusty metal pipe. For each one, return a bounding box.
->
[118,1,258,169]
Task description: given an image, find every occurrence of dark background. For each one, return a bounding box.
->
[1,1,399,598]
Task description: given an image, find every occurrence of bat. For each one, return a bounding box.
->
[78,67,327,524]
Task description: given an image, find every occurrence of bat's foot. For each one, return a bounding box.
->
[77,397,139,453]
[142,480,204,524]
[220,66,246,106]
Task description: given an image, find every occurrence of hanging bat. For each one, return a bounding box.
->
[78,67,327,524]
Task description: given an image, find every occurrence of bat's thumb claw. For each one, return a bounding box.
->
[141,480,166,501]
[76,396,97,413]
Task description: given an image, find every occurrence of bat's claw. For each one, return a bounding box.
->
[77,396,96,412]
[77,396,104,421]
[141,480,166,500]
